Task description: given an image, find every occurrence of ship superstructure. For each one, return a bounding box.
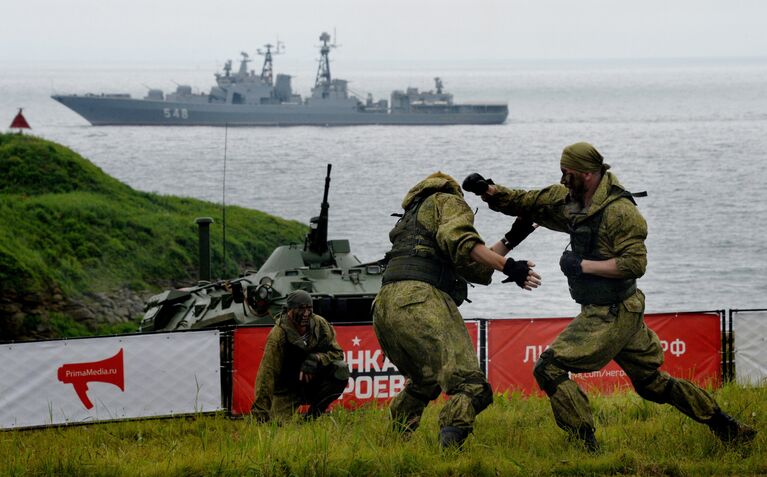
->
[52,33,508,126]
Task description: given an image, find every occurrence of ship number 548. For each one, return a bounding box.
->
[163,108,189,119]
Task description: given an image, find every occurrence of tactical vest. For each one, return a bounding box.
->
[381,193,468,306]
[567,189,638,305]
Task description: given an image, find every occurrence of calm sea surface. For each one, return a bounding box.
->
[1,58,766,318]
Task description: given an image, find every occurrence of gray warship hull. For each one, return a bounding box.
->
[52,34,508,127]
[52,95,508,126]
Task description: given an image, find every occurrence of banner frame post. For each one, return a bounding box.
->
[727,308,737,384]
[221,327,234,413]
[721,310,728,382]
[479,319,488,375]
[728,309,735,382]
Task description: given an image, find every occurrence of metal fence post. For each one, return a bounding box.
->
[479,319,488,376]
[220,327,234,413]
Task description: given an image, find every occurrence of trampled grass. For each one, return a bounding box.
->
[2,383,764,476]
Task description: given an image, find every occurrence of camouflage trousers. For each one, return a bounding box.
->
[266,368,348,422]
[373,281,493,434]
[534,290,720,434]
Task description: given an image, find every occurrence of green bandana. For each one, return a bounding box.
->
[560,142,610,173]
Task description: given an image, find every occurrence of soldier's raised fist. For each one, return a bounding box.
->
[462,173,494,195]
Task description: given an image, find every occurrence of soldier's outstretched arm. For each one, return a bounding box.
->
[463,173,570,232]
[469,243,541,291]
[488,216,538,257]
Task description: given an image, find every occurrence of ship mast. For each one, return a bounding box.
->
[257,41,284,86]
[237,52,251,77]
[314,32,336,99]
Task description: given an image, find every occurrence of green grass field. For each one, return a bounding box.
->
[2,384,763,476]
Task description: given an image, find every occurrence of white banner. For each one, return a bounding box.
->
[733,310,767,386]
[0,331,222,429]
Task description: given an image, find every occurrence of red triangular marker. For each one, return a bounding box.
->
[10,108,31,129]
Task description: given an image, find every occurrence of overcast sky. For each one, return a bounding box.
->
[2,0,766,63]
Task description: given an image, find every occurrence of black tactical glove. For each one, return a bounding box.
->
[462,173,494,195]
[300,354,320,375]
[559,251,583,278]
[502,258,530,288]
[502,216,536,250]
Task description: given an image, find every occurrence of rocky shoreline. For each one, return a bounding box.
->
[0,287,150,341]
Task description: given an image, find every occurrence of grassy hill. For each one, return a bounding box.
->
[0,133,306,340]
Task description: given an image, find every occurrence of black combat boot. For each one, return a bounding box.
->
[439,426,469,449]
[706,411,757,444]
[576,427,600,453]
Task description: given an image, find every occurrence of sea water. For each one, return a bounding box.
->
[1,57,766,318]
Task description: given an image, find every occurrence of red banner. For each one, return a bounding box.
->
[232,313,720,414]
[231,327,271,415]
[231,322,479,415]
[487,312,721,395]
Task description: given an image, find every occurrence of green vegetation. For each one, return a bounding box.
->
[0,133,306,338]
[1,384,763,476]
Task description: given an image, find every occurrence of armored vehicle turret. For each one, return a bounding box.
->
[139,164,382,331]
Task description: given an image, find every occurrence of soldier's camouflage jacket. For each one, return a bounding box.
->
[393,173,495,284]
[251,313,344,419]
[488,171,647,280]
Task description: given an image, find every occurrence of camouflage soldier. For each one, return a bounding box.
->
[251,290,350,423]
[374,172,541,448]
[464,142,757,451]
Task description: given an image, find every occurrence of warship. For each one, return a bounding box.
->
[52,33,508,126]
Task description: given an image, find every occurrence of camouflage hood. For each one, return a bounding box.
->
[401,172,464,209]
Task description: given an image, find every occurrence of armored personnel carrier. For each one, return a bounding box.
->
[139,164,382,331]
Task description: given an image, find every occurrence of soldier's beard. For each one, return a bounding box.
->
[567,175,587,204]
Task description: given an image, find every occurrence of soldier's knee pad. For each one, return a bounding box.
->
[533,353,569,397]
[633,371,675,404]
[471,382,494,413]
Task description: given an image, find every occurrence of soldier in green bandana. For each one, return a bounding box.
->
[464,142,756,451]
[251,290,350,423]
[374,172,541,449]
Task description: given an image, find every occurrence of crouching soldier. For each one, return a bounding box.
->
[251,290,350,422]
